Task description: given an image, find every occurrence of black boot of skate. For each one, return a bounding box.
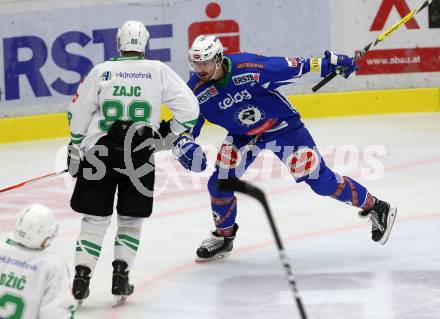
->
[112,260,134,307]
[72,265,91,306]
[196,223,239,262]
[359,198,397,245]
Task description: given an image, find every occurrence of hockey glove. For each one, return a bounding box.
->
[172,133,207,172]
[156,119,177,151]
[67,142,81,178]
[158,119,172,139]
[321,50,357,79]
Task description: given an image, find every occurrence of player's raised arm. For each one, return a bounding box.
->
[249,52,357,90]
[314,51,358,79]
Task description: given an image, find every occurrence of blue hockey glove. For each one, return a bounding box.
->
[321,50,358,79]
[172,133,207,172]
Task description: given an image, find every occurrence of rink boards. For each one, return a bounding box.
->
[0,87,438,143]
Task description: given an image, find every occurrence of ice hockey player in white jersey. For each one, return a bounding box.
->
[0,204,76,319]
[66,20,206,307]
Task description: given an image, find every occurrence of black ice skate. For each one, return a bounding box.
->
[72,265,91,307]
[196,223,239,262]
[359,199,397,245]
[112,260,134,307]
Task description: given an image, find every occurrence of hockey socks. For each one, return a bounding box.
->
[209,195,238,230]
[114,226,141,271]
[75,215,109,273]
[330,176,372,209]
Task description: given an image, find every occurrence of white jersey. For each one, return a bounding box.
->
[67,55,199,151]
[0,239,75,319]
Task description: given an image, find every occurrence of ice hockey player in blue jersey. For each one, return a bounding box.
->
[181,35,397,261]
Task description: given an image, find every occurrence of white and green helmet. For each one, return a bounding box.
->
[117,20,149,54]
[14,204,59,249]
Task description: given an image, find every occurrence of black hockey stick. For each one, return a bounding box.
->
[217,179,308,319]
[312,0,433,92]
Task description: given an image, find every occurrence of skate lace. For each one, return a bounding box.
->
[369,211,384,232]
[201,237,224,252]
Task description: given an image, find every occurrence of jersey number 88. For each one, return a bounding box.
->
[99,99,152,132]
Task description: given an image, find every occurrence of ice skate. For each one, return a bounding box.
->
[359,199,397,245]
[72,265,91,307]
[196,223,238,262]
[112,260,134,307]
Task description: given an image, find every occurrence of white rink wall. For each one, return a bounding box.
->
[0,0,438,117]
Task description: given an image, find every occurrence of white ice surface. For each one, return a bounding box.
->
[1,113,440,319]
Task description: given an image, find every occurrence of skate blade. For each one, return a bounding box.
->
[195,251,230,262]
[112,295,128,307]
[76,300,84,308]
[379,206,397,245]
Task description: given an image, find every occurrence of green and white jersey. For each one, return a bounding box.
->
[67,56,199,152]
[0,239,75,319]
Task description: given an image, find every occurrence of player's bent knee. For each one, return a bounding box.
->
[117,215,144,228]
[304,167,338,196]
[208,173,236,198]
[81,214,111,234]
[207,172,221,195]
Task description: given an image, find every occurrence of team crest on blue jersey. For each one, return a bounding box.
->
[101,71,112,81]
[234,105,265,127]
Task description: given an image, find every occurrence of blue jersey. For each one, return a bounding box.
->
[188,52,315,139]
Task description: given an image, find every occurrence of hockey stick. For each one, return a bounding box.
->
[0,169,68,194]
[217,179,308,319]
[312,0,433,92]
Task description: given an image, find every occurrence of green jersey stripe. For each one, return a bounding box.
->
[110,55,145,61]
[182,118,199,129]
